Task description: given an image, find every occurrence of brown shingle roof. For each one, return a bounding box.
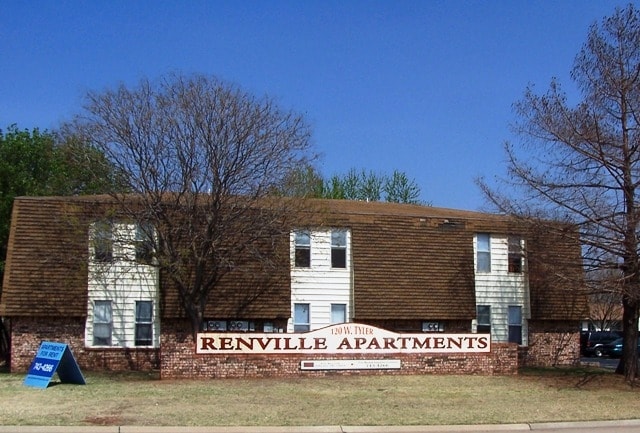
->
[0,195,292,319]
[1,196,91,317]
[297,201,493,320]
[350,214,475,320]
[1,196,587,322]
[296,199,587,321]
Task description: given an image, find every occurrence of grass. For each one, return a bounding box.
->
[0,367,639,426]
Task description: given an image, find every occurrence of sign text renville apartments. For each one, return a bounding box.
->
[197,323,490,355]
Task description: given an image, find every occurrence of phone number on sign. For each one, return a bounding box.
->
[33,362,55,373]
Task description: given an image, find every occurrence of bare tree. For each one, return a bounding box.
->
[65,73,315,335]
[588,292,622,331]
[586,266,623,331]
[478,5,640,382]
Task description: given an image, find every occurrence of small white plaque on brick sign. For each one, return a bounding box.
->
[300,359,401,370]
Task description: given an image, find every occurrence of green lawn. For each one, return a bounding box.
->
[1,368,638,426]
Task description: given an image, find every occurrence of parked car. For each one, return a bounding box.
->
[602,337,640,358]
[580,330,623,357]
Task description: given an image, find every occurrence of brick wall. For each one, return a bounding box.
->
[9,317,159,373]
[9,317,579,377]
[521,320,580,367]
[160,320,518,379]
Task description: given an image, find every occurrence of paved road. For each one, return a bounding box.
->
[581,356,620,370]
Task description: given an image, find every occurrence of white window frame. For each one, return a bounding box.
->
[294,303,310,332]
[92,221,113,263]
[93,300,113,346]
[508,236,524,273]
[476,305,491,334]
[331,303,347,324]
[331,230,347,269]
[476,233,491,273]
[294,230,311,268]
[508,306,523,345]
[135,301,154,346]
[135,223,155,264]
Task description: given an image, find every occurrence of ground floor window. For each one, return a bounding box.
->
[294,303,310,332]
[135,301,154,346]
[508,306,522,344]
[331,303,347,324]
[477,305,491,334]
[93,300,113,346]
[87,295,159,348]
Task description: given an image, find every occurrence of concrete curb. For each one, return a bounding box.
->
[340,425,532,432]
[1,420,640,433]
[530,419,640,430]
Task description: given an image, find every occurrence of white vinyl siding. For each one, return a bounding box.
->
[86,223,160,348]
[290,229,352,331]
[474,234,529,345]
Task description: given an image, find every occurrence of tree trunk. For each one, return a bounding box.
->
[616,296,639,381]
[188,306,204,341]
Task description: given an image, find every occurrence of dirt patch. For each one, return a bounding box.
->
[85,416,125,425]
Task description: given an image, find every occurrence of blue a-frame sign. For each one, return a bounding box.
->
[24,341,86,388]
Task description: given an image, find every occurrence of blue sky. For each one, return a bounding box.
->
[1,1,632,210]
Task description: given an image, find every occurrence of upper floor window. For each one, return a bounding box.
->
[508,236,524,273]
[331,230,347,268]
[476,233,491,273]
[92,221,113,262]
[294,230,311,268]
[135,222,155,264]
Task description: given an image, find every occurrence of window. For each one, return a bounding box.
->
[508,236,523,273]
[508,306,523,345]
[93,300,113,345]
[294,303,310,332]
[331,304,347,324]
[294,231,311,268]
[476,233,491,273]
[135,223,154,264]
[476,305,491,334]
[93,221,113,262]
[331,230,347,268]
[135,301,153,346]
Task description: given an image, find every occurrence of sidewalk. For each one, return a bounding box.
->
[2,420,640,433]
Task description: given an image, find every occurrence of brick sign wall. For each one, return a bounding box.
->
[160,320,518,379]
